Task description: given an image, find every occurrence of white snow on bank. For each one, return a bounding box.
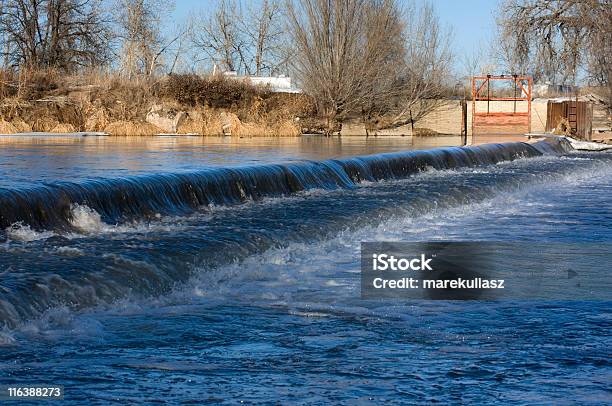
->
[563,136,612,151]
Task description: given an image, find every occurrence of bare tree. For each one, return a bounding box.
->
[239,0,286,76]
[497,0,611,112]
[166,25,188,75]
[386,1,453,128]
[0,0,7,68]
[287,0,452,133]
[190,0,246,73]
[287,0,404,132]
[190,0,288,76]
[0,0,112,71]
[497,0,580,84]
[461,43,497,79]
[581,0,612,112]
[115,0,180,77]
[497,1,610,80]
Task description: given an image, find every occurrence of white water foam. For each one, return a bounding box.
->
[175,155,612,308]
[69,204,106,233]
[2,153,606,245]
[5,222,55,242]
[55,246,85,256]
[0,331,17,346]
[4,204,200,243]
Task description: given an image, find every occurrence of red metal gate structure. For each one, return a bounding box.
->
[472,75,532,144]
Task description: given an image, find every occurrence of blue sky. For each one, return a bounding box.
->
[429,0,499,59]
[169,0,501,73]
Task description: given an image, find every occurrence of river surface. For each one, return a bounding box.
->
[0,135,610,404]
[0,135,463,188]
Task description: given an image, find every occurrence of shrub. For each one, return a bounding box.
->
[88,75,155,122]
[161,74,268,108]
[19,68,60,100]
[0,69,18,99]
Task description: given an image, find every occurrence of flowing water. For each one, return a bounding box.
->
[0,135,610,404]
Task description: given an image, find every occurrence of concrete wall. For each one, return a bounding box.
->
[340,99,549,136]
[424,100,548,135]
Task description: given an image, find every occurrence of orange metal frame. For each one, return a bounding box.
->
[471,75,532,136]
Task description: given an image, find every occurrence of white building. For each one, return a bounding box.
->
[222,71,301,93]
[533,82,577,97]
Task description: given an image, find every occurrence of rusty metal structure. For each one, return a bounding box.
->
[472,75,532,140]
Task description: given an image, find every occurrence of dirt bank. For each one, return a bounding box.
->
[0,70,315,136]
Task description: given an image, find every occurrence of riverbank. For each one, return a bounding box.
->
[2,70,610,138]
[0,71,315,136]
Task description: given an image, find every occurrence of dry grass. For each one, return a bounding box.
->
[84,106,110,132]
[104,121,162,136]
[31,116,59,132]
[175,107,303,136]
[11,117,32,132]
[50,123,77,133]
[275,120,301,136]
[177,108,225,135]
[160,74,266,109]
[0,97,31,121]
[1,69,313,136]
[176,117,204,134]
[0,119,17,134]
[552,117,573,136]
[413,127,441,136]
[0,68,60,100]
[0,69,19,100]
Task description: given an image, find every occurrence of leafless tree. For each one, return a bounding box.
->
[239,0,286,76]
[115,0,181,77]
[461,43,497,79]
[287,0,452,133]
[0,0,7,68]
[497,0,612,112]
[498,2,610,81]
[581,0,612,112]
[287,0,401,132]
[498,0,579,84]
[0,0,112,71]
[190,0,287,76]
[190,0,246,74]
[166,25,188,75]
[386,1,453,128]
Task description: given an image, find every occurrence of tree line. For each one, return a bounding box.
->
[0,0,290,78]
[0,0,609,130]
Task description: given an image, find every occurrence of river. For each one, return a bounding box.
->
[0,135,610,404]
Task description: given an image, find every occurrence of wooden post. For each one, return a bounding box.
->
[513,75,517,113]
[409,109,414,134]
[486,75,490,114]
[471,77,476,140]
[527,77,532,134]
[461,99,467,145]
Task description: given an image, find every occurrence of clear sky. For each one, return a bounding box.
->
[169,0,501,74]
[429,0,500,60]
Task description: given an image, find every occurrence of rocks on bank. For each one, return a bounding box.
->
[0,104,303,136]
